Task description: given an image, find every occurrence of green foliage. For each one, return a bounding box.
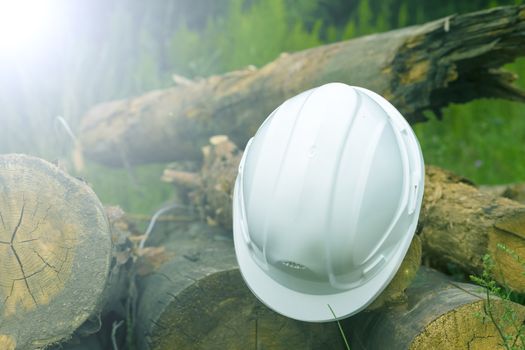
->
[328,304,351,350]
[470,250,525,349]
[1,0,525,214]
[81,162,175,215]
[397,1,409,28]
[168,0,322,76]
[414,58,525,184]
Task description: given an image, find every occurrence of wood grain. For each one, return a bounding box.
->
[0,154,112,349]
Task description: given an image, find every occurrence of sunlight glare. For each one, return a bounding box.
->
[0,0,60,56]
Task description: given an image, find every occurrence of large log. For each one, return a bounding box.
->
[420,166,525,294]
[79,5,525,166]
[134,221,344,350]
[135,219,525,350]
[346,266,525,349]
[0,155,112,350]
[163,136,525,294]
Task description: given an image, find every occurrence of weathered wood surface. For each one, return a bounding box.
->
[163,135,242,230]
[420,166,525,293]
[481,183,525,204]
[79,5,525,166]
[136,218,524,350]
[0,154,112,350]
[136,220,428,350]
[163,136,525,294]
[367,235,422,310]
[346,267,525,350]
[134,221,345,350]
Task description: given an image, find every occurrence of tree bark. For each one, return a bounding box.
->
[79,5,525,166]
[135,216,421,349]
[163,136,525,294]
[0,155,113,350]
[481,183,525,204]
[135,219,525,350]
[420,166,525,294]
[134,221,345,350]
[346,266,525,350]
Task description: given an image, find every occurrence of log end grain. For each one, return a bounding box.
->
[489,208,525,292]
[0,154,112,349]
[409,299,525,350]
[0,334,16,350]
[347,267,525,350]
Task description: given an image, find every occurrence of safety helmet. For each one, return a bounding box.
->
[233,82,424,322]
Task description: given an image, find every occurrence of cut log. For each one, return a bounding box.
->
[420,166,525,293]
[135,218,418,350]
[164,136,525,294]
[134,221,344,350]
[0,154,112,350]
[79,5,525,166]
[135,220,525,350]
[346,266,525,350]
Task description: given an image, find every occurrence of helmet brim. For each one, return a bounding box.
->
[233,175,422,322]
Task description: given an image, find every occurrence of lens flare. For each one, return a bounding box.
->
[0,0,60,57]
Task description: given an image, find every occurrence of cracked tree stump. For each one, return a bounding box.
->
[135,219,422,350]
[163,136,525,294]
[345,266,525,350]
[0,154,112,350]
[79,5,525,167]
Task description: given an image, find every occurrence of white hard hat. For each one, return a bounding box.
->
[233,82,424,322]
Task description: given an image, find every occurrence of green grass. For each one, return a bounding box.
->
[414,58,525,184]
[80,162,176,215]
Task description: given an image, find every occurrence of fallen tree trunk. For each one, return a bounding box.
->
[346,266,525,350]
[79,5,525,166]
[163,136,525,294]
[0,155,113,350]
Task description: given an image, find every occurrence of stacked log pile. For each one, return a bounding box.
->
[1,5,525,349]
[164,134,525,293]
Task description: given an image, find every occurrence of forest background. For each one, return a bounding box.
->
[1,0,524,214]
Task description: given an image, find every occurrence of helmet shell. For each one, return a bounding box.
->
[233,82,424,322]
